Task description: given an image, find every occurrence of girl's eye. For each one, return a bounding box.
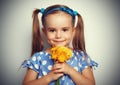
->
[63,29,68,32]
[49,29,55,32]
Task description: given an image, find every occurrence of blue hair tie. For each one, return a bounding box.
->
[73,11,78,16]
[40,8,45,14]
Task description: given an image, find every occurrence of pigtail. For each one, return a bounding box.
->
[31,9,44,56]
[72,13,86,52]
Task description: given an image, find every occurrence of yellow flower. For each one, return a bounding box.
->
[50,46,72,85]
[50,46,72,63]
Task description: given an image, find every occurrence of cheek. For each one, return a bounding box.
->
[46,33,54,40]
[66,32,74,38]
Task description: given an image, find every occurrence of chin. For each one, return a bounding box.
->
[51,42,69,47]
[55,45,64,47]
[51,44,63,46]
[54,44,69,47]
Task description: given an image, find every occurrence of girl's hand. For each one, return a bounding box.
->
[52,62,72,75]
[47,68,64,82]
[47,63,72,82]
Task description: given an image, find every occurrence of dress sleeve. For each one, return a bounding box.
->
[78,51,98,71]
[22,53,40,73]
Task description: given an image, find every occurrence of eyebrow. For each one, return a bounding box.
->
[47,26,71,29]
[46,27,56,30]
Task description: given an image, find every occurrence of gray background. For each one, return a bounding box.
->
[0,0,120,85]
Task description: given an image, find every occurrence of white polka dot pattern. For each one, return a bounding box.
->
[32,56,36,61]
[37,56,41,61]
[34,64,39,69]
[74,67,78,71]
[62,76,65,80]
[48,65,52,70]
[22,50,98,85]
[43,71,47,75]
[42,60,47,65]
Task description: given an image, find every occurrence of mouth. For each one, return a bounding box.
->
[51,40,68,47]
[53,40,65,43]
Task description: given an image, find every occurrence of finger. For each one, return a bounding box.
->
[55,61,59,64]
[55,73,64,79]
[58,73,64,77]
[53,63,61,70]
[52,66,61,71]
[53,68,63,73]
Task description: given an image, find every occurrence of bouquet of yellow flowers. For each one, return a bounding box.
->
[50,46,72,85]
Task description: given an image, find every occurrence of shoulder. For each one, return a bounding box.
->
[73,50,98,70]
[32,51,50,57]
[31,51,51,61]
[73,50,87,57]
[33,51,45,56]
[22,51,51,72]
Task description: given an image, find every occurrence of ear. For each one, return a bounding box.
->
[72,27,76,36]
[42,28,47,36]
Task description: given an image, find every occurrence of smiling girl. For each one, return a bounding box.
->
[22,4,98,85]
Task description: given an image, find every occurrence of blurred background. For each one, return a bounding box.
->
[0,0,120,85]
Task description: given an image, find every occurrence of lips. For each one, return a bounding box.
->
[53,40,65,42]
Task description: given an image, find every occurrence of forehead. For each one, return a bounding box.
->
[44,11,73,28]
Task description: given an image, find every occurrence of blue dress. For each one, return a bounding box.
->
[22,50,98,85]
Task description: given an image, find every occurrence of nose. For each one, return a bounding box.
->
[56,31,61,38]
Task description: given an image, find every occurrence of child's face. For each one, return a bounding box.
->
[43,12,75,47]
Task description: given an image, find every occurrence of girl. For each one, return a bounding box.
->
[22,4,98,85]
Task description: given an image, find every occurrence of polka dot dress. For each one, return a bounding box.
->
[22,50,98,85]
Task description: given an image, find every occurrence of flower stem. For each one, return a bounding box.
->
[55,78,60,85]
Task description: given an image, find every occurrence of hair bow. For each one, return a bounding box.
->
[40,8,45,14]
